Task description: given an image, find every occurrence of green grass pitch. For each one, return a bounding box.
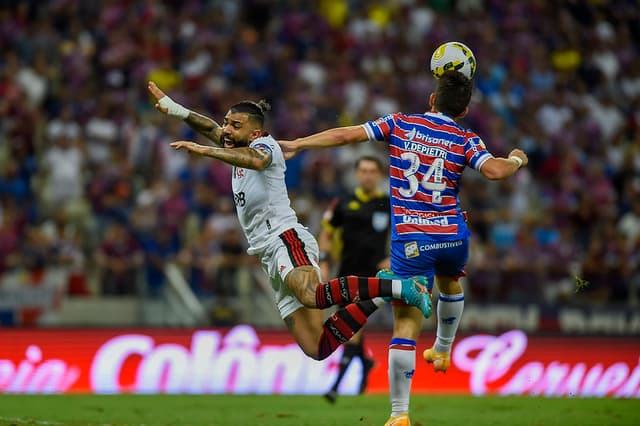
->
[0,394,638,426]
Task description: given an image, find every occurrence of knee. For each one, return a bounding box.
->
[436,276,463,294]
[392,308,423,341]
[392,322,421,341]
[285,266,320,308]
[296,291,316,308]
[438,282,463,295]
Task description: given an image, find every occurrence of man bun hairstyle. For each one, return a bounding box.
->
[434,71,473,118]
[230,99,271,127]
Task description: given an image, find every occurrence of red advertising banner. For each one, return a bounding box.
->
[1,326,638,397]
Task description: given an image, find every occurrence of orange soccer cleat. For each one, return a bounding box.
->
[423,347,451,373]
[384,413,411,426]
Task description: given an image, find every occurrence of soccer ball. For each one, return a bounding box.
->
[430,41,476,80]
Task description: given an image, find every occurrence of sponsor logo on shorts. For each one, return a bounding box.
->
[419,240,463,251]
[404,241,419,258]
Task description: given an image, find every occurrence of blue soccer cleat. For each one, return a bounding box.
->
[376,269,432,318]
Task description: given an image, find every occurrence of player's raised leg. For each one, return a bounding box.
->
[283,299,385,361]
[285,266,431,317]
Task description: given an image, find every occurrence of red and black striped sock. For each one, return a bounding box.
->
[317,300,379,360]
[315,276,395,309]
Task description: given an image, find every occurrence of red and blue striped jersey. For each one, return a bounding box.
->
[363,112,493,242]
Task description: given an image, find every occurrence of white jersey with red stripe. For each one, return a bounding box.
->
[231,134,300,254]
[363,112,493,242]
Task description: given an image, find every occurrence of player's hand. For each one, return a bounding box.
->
[170,141,200,152]
[508,149,528,167]
[278,140,299,160]
[148,81,169,114]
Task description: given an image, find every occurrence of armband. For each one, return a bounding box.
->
[158,96,190,119]
[509,155,523,168]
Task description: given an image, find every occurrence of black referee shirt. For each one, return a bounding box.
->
[323,187,391,277]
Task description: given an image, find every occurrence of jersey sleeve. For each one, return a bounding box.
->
[463,131,494,171]
[363,113,400,142]
[249,137,274,168]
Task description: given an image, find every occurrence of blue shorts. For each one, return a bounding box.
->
[390,239,469,291]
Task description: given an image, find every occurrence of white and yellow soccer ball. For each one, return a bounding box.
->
[430,41,476,80]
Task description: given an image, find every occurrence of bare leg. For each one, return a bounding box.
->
[283,266,382,360]
[283,306,325,359]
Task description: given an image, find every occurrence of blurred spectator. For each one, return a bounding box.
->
[38,122,84,216]
[0,0,638,311]
[212,227,247,299]
[0,202,23,274]
[177,225,218,297]
[140,225,180,298]
[618,198,640,250]
[94,221,144,295]
[40,207,88,295]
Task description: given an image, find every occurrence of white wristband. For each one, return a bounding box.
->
[158,95,190,119]
[509,155,523,168]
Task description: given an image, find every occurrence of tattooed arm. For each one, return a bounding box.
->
[183,111,223,147]
[148,81,223,147]
[170,141,272,170]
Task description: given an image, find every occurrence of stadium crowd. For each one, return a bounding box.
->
[0,0,639,323]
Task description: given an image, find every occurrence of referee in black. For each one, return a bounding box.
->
[319,155,391,403]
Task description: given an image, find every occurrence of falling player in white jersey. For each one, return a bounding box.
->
[148,81,431,360]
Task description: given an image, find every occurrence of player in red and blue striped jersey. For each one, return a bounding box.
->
[280,71,528,426]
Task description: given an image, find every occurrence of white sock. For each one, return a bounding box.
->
[434,292,464,354]
[388,338,415,416]
[391,280,403,299]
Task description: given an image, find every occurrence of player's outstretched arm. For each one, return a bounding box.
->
[279,125,368,160]
[479,149,528,180]
[170,141,271,170]
[147,81,223,147]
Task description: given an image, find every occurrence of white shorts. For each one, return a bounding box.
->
[257,226,321,319]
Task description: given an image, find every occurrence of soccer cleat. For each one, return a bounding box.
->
[384,413,411,426]
[400,276,431,318]
[423,347,451,373]
[376,269,432,318]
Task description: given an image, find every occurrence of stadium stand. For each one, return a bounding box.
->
[0,0,638,328]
